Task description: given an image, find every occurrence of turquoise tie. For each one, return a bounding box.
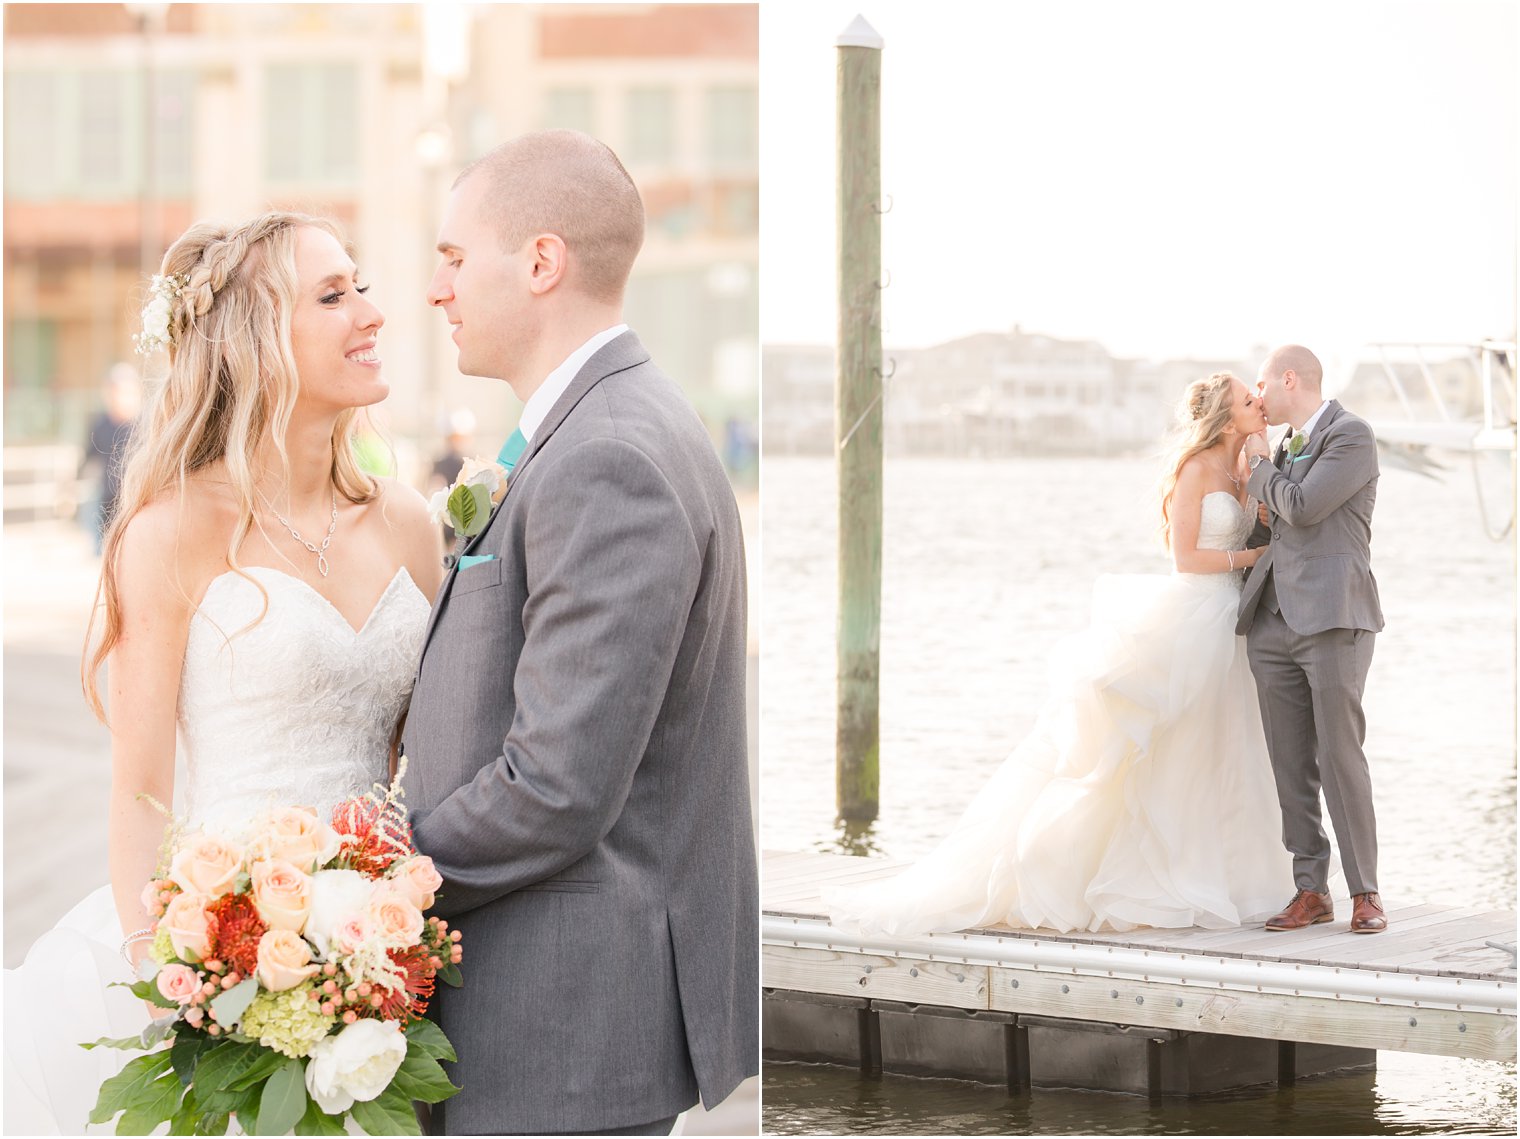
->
[497,428,527,472]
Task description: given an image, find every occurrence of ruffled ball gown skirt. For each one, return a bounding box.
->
[827,493,1291,937]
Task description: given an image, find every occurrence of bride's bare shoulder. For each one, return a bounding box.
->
[116,476,236,605]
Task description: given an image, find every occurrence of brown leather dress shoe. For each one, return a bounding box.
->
[1264,888,1334,931]
[1350,891,1387,933]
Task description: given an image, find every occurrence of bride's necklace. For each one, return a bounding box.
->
[265,488,338,577]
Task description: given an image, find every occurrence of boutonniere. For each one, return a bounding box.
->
[427,457,509,537]
[1287,431,1308,457]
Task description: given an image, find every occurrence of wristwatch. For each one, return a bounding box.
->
[1248,454,1267,472]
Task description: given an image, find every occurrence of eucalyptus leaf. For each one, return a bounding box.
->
[404,1018,456,1063]
[208,977,258,1030]
[117,1070,184,1134]
[253,1056,308,1135]
[89,1049,173,1125]
[349,1086,423,1136]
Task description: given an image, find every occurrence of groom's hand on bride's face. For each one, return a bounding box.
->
[1244,431,1270,463]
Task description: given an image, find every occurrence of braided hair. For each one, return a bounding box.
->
[85,212,379,719]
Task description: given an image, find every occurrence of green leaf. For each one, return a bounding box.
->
[171,1030,216,1086]
[350,1085,423,1136]
[390,1051,460,1104]
[236,1098,261,1136]
[225,1048,284,1093]
[116,1069,184,1134]
[254,1056,308,1135]
[167,1084,202,1135]
[293,1097,348,1136]
[188,1040,260,1093]
[447,483,478,534]
[403,1018,456,1064]
[89,1049,174,1125]
[436,961,462,988]
[194,1109,231,1135]
[83,1033,152,1051]
[209,977,259,1029]
[192,1081,257,1119]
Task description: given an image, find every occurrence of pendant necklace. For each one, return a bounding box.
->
[268,488,338,577]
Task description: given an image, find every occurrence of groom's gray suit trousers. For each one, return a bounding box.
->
[1239,400,1384,898]
[1246,598,1378,895]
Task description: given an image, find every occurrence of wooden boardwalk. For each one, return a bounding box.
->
[763,851,1517,1063]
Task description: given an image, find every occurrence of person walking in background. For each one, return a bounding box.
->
[79,362,142,554]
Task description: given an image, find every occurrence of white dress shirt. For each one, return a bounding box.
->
[517,324,629,443]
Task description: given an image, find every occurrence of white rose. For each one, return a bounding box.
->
[426,488,450,525]
[458,457,505,495]
[304,869,375,957]
[304,1018,409,1114]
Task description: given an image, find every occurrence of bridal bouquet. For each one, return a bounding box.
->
[86,772,463,1135]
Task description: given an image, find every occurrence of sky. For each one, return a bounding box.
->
[759,0,1518,364]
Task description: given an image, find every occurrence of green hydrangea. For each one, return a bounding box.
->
[239,982,336,1059]
[149,926,177,965]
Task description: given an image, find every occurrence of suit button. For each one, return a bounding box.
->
[1272,531,1280,540]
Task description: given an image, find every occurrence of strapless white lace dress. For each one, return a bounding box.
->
[4,566,429,1135]
[826,493,1292,936]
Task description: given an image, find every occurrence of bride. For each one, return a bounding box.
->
[4,213,442,1134]
[827,371,1292,937]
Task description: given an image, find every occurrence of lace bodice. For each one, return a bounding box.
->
[178,566,430,830]
[1176,492,1255,588]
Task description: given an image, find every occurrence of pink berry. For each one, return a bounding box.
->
[370,993,383,1009]
[357,983,372,997]
[342,1011,357,1024]
[323,980,337,995]
[321,1002,335,1016]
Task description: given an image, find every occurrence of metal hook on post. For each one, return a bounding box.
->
[872,194,893,214]
[877,356,896,381]
[876,268,892,290]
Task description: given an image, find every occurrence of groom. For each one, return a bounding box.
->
[1238,344,1387,935]
[403,130,758,1134]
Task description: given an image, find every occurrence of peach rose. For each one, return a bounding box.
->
[332,914,375,957]
[163,892,213,962]
[156,963,201,1004]
[168,834,243,898]
[250,859,313,932]
[256,929,320,992]
[248,807,342,874]
[387,857,443,911]
[368,895,424,948]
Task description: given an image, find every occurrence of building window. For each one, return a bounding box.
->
[705,85,756,169]
[542,87,595,135]
[625,87,675,165]
[264,64,359,184]
[3,68,193,199]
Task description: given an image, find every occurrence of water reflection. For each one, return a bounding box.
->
[813,818,888,857]
[763,1056,1518,1135]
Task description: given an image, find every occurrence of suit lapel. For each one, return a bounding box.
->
[1287,400,1341,484]
[415,330,653,670]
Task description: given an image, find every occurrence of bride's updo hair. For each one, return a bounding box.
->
[84,211,380,720]
[1158,371,1239,549]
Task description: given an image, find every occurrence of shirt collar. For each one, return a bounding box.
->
[517,324,628,443]
[1298,400,1332,439]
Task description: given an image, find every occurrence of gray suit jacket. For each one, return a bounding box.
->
[1236,400,1384,636]
[404,330,758,1134]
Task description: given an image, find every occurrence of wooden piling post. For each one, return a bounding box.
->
[835,15,884,822]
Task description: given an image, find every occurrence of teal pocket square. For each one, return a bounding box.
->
[458,554,497,570]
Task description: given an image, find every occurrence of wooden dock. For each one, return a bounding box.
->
[763,851,1517,1073]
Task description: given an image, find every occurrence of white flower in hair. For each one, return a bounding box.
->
[134,273,188,355]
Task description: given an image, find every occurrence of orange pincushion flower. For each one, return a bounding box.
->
[374,945,435,1020]
[206,893,267,977]
[331,799,414,878]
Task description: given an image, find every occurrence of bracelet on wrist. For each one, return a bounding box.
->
[119,926,155,967]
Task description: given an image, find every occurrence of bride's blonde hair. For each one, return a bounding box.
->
[83,211,379,721]
[1158,371,1239,549]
